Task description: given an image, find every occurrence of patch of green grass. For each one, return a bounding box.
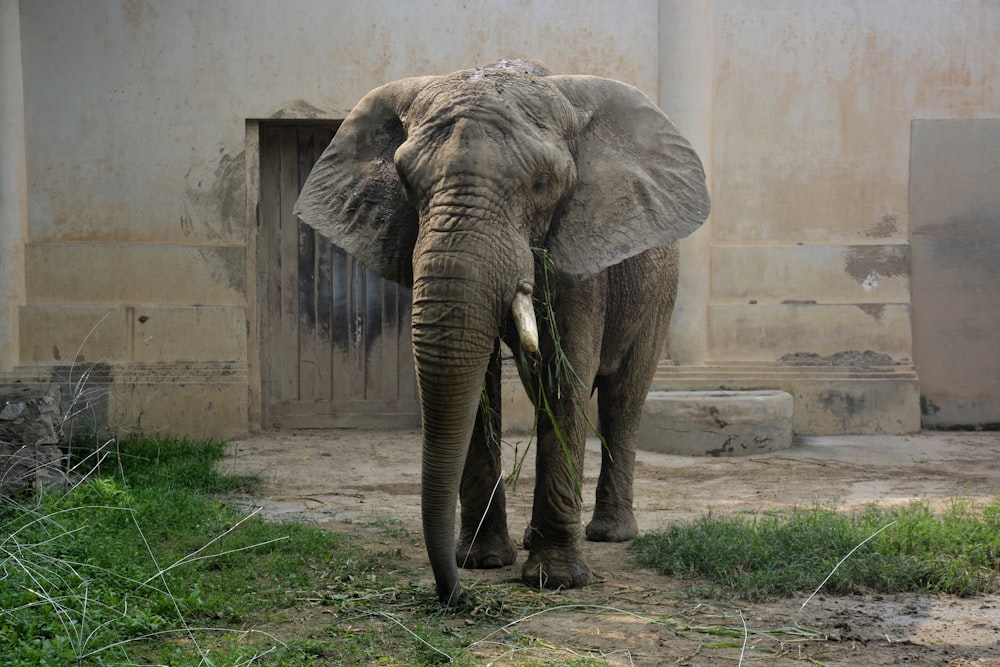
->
[0,436,482,666]
[3,435,620,666]
[8,434,869,665]
[631,498,1000,601]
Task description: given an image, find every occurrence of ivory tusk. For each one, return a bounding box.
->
[511,288,539,354]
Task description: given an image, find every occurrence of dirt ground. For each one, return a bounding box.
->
[223,429,1000,665]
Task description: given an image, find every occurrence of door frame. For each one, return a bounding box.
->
[246,119,265,432]
[247,119,420,431]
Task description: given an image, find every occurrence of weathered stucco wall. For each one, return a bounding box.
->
[8,0,663,437]
[710,0,999,355]
[666,0,999,433]
[4,0,998,437]
[18,0,660,244]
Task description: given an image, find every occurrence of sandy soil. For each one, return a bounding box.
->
[223,429,1000,665]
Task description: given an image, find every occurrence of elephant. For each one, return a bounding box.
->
[294,59,709,605]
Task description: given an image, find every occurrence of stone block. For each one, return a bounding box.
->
[638,390,794,456]
[789,375,921,434]
[0,384,61,446]
[3,362,248,441]
[20,304,248,366]
[0,384,66,496]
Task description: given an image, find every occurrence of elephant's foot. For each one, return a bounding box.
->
[456,533,517,569]
[586,506,638,542]
[521,547,593,590]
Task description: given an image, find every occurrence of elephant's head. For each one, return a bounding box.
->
[294,60,709,604]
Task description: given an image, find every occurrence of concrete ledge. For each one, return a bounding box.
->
[638,390,794,457]
[652,360,920,434]
[2,362,248,440]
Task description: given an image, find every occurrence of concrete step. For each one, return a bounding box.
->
[638,390,794,457]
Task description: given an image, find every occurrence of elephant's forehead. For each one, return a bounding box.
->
[410,70,570,134]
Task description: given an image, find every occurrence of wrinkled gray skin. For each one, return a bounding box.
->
[295,60,709,605]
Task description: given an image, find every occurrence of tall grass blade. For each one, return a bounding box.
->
[798,520,897,612]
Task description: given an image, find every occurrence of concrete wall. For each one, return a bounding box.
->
[3,0,998,437]
[656,0,999,434]
[910,119,1000,427]
[0,0,28,371]
[5,0,665,438]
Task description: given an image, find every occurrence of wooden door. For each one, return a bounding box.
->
[259,124,419,428]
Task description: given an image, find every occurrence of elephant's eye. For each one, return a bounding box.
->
[397,167,416,199]
[532,173,552,193]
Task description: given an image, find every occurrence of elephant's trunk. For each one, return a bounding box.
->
[416,357,485,605]
[413,278,497,605]
[411,219,534,605]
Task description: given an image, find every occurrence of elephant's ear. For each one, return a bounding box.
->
[546,76,710,284]
[293,76,437,287]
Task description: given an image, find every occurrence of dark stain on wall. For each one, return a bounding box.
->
[865,214,898,239]
[844,244,909,282]
[819,389,865,429]
[183,150,247,242]
[269,100,332,120]
[781,350,896,367]
[197,246,246,296]
[856,303,886,320]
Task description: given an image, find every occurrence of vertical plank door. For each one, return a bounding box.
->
[259,124,419,428]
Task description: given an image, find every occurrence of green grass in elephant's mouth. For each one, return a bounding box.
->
[495,247,606,499]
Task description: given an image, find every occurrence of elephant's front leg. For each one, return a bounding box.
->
[519,282,602,590]
[457,341,517,569]
[522,391,594,589]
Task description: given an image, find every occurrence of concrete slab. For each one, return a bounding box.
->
[638,389,793,456]
[652,361,921,435]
